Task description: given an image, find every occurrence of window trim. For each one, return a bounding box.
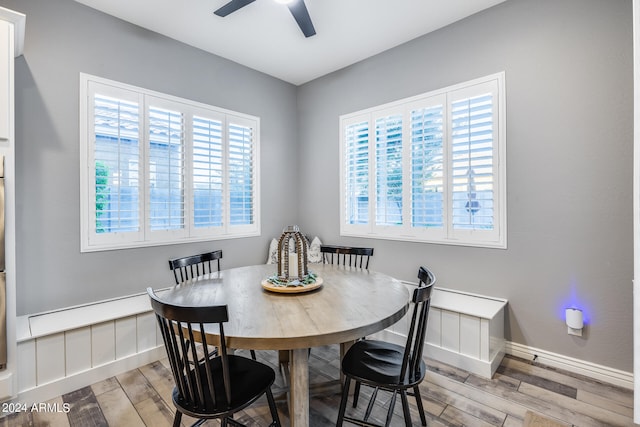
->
[79,73,260,252]
[339,72,506,249]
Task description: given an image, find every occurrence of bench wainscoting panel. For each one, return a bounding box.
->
[373,282,508,379]
[14,293,165,405]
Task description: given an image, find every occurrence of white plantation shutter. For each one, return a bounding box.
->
[192,115,224,229]
[449,79,500,240]
[410,102,444,229]
[147,104,185,233]
[344,119,370,227]
[228,121,255,226]
[89,88,143,246]
[375,114,403,226]
[81,74,260,252]
[451,94,494,229]
[339,73,505,248]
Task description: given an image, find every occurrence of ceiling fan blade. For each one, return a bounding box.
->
[214,0,256,17]
[287,0,316,37]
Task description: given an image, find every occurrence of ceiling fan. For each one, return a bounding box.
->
[214,0,316,38]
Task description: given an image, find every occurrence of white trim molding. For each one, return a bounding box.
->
[506,341,633,391]
[0,6,24,56]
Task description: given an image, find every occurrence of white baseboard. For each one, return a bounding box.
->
[505,341,633,390]
[376,329,633,390]
[13,346,165,405]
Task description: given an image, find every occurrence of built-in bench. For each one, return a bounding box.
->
[13,282,507,405]
[15,292,166,404]
[15,278,634,403]
[375,283,507,379]
[426,287,507,378]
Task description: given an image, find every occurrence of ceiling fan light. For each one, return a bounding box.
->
[274,0,295,4]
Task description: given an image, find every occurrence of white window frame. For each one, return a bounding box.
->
[80,73,260,252]
[339,72,506,248]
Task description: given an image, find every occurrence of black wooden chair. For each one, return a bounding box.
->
[169,250,223,285]
[316,245,375,358]
[320,245,374,269]
[335,266,435,427]
[168,250,256,361]
[147,288,281,427]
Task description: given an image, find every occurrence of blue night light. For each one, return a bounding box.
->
[558,279,590,329]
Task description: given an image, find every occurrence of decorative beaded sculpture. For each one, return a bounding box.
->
[276,225,309,282]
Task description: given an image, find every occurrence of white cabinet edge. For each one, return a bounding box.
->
[401,280,507,319]
[0,7,24,56]
[18,294,155,341]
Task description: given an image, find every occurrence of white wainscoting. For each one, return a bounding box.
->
[373,282,507,378]
[427,286,507,378]
[14,292,165,405]
[9,284,633,406]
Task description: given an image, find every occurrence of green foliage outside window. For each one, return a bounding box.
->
[95,161,109,233]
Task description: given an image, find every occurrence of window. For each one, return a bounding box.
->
[340,73,506,248]
[80,74,260,252]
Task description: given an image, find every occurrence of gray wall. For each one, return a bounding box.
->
[3,0,299,314]
[3,0,634,373]
[297,0,634,372]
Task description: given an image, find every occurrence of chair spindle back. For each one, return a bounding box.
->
[400,266,435,383]
[169,250,223,285]
[148,288,231,411]
[320,245,374,269]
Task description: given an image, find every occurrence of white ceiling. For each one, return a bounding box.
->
[74,0,507,85]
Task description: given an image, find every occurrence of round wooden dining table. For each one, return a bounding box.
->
[156,263,410,427]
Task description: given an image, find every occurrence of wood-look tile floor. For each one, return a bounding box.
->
[0,346,634,426]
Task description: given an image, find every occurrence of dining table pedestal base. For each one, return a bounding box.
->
[290,348,310,427]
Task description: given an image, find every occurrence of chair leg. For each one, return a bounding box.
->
[384,391,398,427]
[227,418,244,427]
[413,386,427,426]
[266,387,281,427]
[400,390,412,427]
[363,386,379,422]
[336,376,352,427]
[352,381,360,407]
[250,349,257,360]
[172,410,182,427]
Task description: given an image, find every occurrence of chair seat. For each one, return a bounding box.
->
[173,354,276,417]
[342,339,426,388]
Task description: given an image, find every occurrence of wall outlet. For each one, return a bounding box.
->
[568,326,583,336]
